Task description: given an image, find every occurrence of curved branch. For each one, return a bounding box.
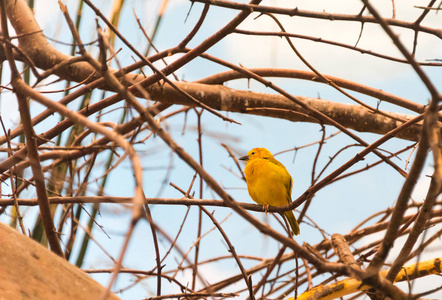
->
[197,68,424,113]
[4,0,100,82]
[147,81,422,141]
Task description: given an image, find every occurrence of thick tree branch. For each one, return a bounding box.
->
[1,0,424,144]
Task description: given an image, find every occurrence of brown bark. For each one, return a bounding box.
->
[0,222,120,300]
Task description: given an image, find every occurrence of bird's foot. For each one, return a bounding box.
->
[263,204,269,215]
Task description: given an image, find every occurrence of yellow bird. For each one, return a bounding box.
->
[239,148,300,235]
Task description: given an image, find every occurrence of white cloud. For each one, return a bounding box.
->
[224,1,441,83]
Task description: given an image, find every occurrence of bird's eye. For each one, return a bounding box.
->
[251,152,255,155]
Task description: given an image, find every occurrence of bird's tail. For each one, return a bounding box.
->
[284,210,300,235]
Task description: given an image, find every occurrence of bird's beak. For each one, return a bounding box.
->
[239,155,249,161]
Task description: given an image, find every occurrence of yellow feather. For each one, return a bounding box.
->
[240,148,300,235]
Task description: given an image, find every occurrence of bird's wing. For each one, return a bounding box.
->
[287,176,293,203]
[266,158,293,203]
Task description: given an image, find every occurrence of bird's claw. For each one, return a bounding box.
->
[263,204,269,215]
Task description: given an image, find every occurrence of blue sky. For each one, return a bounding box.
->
[1,0,441,299]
